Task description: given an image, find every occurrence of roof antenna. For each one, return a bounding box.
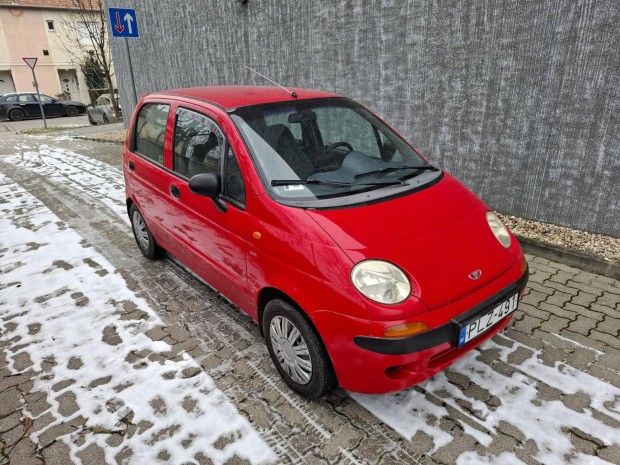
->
[244,64,297,98]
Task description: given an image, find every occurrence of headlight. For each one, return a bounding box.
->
[351,260,411,305]
[486,211,511,248]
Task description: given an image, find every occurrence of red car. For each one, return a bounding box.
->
[123,86,528,398]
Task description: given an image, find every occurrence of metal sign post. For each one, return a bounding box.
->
[23,57,47,129]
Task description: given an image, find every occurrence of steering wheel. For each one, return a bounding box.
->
[315,141,353,166]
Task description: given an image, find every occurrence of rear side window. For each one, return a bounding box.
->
[134,103,170,164]
[18,95,35,102]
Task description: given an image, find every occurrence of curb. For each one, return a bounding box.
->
[517,235,620,281]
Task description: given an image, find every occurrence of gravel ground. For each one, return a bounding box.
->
[499,213,620,262]
[77,129,620,263]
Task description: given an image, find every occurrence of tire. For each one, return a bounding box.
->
[262,299,336,399]
[88,113,96,125]
[8,109,25,121]
[65,105,78,117]
[103,114,110,124]
[129,203,165,260]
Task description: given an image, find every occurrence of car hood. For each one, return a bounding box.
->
[305,173,514,310]
[64,101,85,106]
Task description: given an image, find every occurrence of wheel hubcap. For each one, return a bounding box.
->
[132,211,149,251]
[269,315,312,385]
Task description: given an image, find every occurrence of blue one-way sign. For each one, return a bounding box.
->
[109,8,139,38]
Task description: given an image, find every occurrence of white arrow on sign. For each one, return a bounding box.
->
[124,13,134,35]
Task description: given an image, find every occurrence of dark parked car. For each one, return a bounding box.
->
[0,93,86,121]
[87,93,122,124]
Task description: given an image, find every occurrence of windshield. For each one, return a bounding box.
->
[230,97,441,207]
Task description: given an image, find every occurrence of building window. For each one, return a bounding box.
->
[78,22,99,45]
[46,20,55,31]
[43,50,49,56]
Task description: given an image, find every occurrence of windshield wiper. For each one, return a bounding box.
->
[354,164,438,180]
[270,179,403,187]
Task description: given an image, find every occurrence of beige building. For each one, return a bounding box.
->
[0,0,114,103]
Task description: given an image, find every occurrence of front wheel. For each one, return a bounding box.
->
[87,112,96,125]
[263,299,336,399]
[129,203,165,260]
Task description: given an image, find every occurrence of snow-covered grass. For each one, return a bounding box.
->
[0,171,275,464]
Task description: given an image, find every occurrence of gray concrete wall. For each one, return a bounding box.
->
[107,0,620,238]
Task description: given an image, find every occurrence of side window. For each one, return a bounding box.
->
[134,103,170,164]
[224,146,246,205]
[173,108,223,178]
[6,96,17,102]
[18,95,35,102]
[37,95,53,103]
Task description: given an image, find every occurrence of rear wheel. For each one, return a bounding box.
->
[65,105,78,117]
[263,299,336,399]
[8,109,25,121]
[129,203,165,260]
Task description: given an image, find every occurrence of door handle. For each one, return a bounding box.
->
[128,160,135,171]
[170,185,181,198]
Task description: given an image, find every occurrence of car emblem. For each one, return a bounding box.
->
[468,269,482,280]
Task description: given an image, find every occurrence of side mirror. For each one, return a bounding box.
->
[188,173,227,212]
[51,99,57,103]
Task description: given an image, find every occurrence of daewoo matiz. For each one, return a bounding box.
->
[123,86,528,398]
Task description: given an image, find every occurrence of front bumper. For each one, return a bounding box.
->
[354,268,528,355]
[312,266,529,394]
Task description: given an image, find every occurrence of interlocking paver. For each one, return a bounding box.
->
[541,280,580,296]
[539,314,572,333]
[596,317,620,337]
[527,281,555,296]
[567,315,599,336]
[563,302,605,322]
[599,292,620,309]
[549,270,578,285]
[590,331,620,350]
[538,302,577,321]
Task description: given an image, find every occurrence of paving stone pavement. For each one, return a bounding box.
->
[1,132,619,464]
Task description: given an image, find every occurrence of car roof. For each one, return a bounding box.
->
[151,86,341,110]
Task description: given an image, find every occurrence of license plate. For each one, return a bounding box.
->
[455,292,519,348]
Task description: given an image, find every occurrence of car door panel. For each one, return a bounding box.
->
[124,102,175,246]
[164,103,252,313]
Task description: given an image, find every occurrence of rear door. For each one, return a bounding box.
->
[18,94,39,117]
[124,101,174,245]
[164,103,252,311]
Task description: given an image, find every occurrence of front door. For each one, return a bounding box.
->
[58,70,80,101]
[36,95,65,117]
[164,104,252,312]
